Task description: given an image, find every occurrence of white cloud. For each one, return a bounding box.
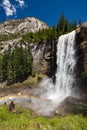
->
[2,0,16,16]
[2,0,25,17]
[15,0,25,7]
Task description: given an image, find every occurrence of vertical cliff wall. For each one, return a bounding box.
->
[76,23,87,97]
[31,39,57,77]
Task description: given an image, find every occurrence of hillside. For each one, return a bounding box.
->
[0,17,49,52]
[0,17,49,35]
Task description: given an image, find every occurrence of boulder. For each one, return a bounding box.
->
[8,101,16,113]
[55,96,86,116]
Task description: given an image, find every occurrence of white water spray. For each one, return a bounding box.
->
[47,30,77,102]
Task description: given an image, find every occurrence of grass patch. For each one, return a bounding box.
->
[0,105,87,130]
[23,76,38,85]
[9,73,45,88]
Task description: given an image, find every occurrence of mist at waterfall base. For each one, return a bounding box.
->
[39,30,79,107]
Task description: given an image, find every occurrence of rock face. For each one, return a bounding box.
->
[31,39,57,77]
[76,22,87,97]
[0,17,48,35]
[0,17,49,52]
[76,22,87,76]
[80,23,87,76]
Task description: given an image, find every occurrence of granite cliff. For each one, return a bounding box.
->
[76,22,87,97]
[0,17,48,35]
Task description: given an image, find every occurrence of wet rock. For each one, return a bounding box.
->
[80,22,87,76]
[55,96,81,116]
[75,23,87,96]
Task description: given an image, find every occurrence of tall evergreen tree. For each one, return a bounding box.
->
[1,43,33,84]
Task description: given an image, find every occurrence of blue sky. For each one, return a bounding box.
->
[0,0,87,26]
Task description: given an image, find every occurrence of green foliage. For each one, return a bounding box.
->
[1,44,33,84]
[0,33,20,42]
[21,28,57,44]
[56,12,77,36]
[77,103,87,117]
[21,13,78,43]
[0,105,87,130]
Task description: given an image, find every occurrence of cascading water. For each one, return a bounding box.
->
[48,30,77,102]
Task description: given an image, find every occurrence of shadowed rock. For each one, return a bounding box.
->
[55,96,87,116]
[8,101,16,113]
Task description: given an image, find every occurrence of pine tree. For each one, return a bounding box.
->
[1,43,33,84]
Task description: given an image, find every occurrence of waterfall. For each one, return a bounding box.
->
[48,30,77,102]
